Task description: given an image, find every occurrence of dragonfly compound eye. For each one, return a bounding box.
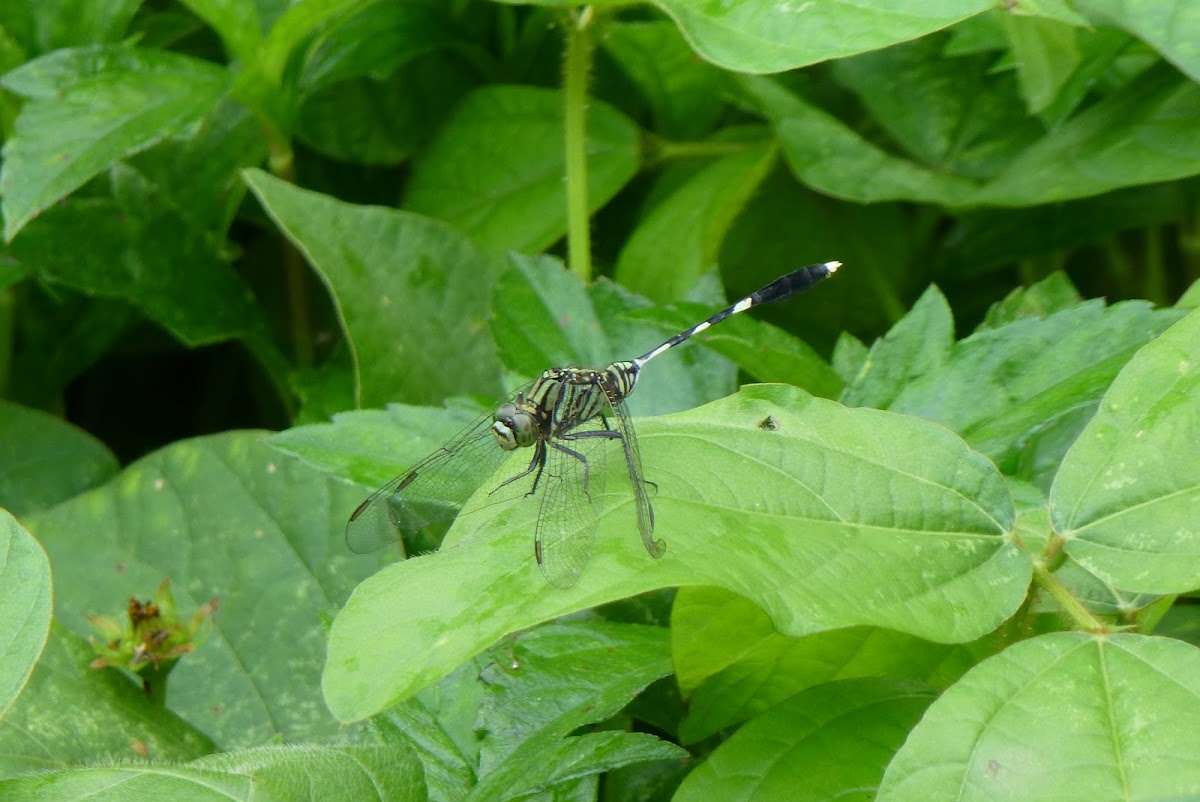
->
[492,404,537,450]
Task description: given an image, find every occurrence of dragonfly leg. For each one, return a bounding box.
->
[548,438,597,499]
[492,438,547,497]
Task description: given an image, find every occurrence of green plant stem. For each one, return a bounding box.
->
[262,125,313,370]
[563,7,595,283]
[1031,561,1110,633]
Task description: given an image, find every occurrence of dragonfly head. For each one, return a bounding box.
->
[492,403,537,451]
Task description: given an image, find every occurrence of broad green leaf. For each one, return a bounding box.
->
[1053,309,1200,593]
[601,20,727,139]
[0,510,50,722]
[0,624,214,777]
[27,431,382,748]
[476,622,672,768]
[177,0,263,64]
[259,0,374,85]
[244,169,506,408]
[0,401,117,516]
[671,587,986,743]
[890,300,1182,474]
[297,52,476,165]
[0,0,140,54]
[404,85,641,253]
[878,633,1200,801]
[742,75,979,206]
[0,766,250,801]
[323,385,1026,721]
[977,271,1081,331]
[1008,0,1090,26]
[830,35,1042,180]
[469,731,683,801]
[652,0,991,74]
[468,622,683,799]
[491,253,611,377]
[367,701,476,802]
[0,742,424,801]
[296,0,456,92]
[193,743,427,801]
[130,98,267,235]
[841,285,954,409]
[832,332,869,385]
[1002,14,1080,115]
[1076,0,1200,83]
[0,46,231,240]
[676,678,936,802]
[976,64,1200,206]
[5,166,267,348]
[614,141,777,302]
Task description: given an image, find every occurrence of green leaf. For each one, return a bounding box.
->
[467,622,683,799]
[476,622,672,767]
[26,431,382,748]
[470,731,683,801]
[1076,0,1200,83]
[614,141,777,302]
[0,0,141,54]
[830,35,1041,180]
[6,165,268,348]
[491,253,611,377]
[1002,14,1080,115]
[671,587,986,743]
[323,385,1026,721]
[601,20,727,139]
[743,75,979,206]
[878,633,1200,800]
[367,701,476,802]
[244,169,507,408]
[0,624,214,776]
[297,53,475,165]
[0,742,425,801]
[676,678,936,801]
[841,285,954,409]
[0,765,251,801]
[651,0,991,74]
[976,63,1200,206]
[0,400,117,517]
[193,743,427,800]
[977,271,1082,331]
[404,85,641,253]
[1053,309,1200,593]
[296,0,456,93]
[177,0,263,64]
[890,300,1183,474]
[0,510,50,722]
[0,46,231,240]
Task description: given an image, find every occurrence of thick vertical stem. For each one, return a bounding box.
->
[563,8,595,283]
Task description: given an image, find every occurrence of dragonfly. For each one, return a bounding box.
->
[347,260,840,587]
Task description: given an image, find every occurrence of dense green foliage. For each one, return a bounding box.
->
[1,1,1199,800]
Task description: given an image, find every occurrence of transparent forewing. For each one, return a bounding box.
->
[605,394,663,558]
[535,421,605,588]
[345,411,512,554]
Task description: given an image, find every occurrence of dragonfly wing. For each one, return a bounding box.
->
[345,412,510,554]
[534,435,600,589]
[605,394,663,558]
